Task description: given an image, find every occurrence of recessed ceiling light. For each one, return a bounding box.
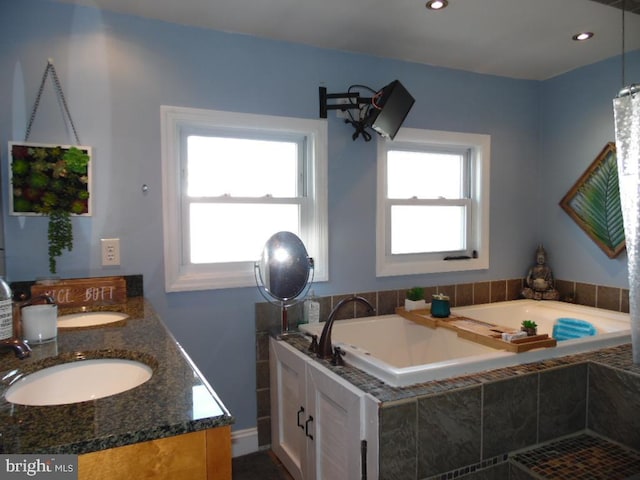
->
[426,0,448,10]
[572,32,594,41]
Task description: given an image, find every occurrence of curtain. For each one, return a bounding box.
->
[614,89,640,363]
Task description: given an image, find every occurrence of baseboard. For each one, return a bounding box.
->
[231,427,259,457]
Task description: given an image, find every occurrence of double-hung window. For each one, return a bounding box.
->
[161,106,328,292]
[376,128,490,276]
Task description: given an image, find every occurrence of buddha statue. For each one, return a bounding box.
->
[521,245,560,300]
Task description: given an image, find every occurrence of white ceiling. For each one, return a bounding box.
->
[50,0,640,80]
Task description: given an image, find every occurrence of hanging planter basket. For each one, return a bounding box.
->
[8,60,92,275]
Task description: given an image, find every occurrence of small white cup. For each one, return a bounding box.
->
[21,304,58,344]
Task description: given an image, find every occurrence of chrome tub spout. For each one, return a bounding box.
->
[317,295,375,360]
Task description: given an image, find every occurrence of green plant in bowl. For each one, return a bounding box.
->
[405,287,426,312]
[521,320,538,336]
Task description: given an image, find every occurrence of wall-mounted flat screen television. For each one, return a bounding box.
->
[365,80,415,140]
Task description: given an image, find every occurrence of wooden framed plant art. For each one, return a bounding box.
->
[559,142,625,259]
[8,141,92,273]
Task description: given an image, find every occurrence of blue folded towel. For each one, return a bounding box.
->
[552,317,597,341]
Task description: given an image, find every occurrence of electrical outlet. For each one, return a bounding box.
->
[101,238,121,266]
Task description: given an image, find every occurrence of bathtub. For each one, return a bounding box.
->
[298,300,630,387]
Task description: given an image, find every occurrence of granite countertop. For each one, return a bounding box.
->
[0,297,234,454]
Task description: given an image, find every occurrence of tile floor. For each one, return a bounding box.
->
[232,450,293,480]
[511,433,640,480]
[232,433,640,479]
[233,434,640,480]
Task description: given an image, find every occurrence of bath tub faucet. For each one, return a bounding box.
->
[317,295,375,360]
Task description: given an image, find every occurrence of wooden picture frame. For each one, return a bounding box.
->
[559,142,625,259]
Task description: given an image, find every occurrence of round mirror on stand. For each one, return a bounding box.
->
[255,231,314,335]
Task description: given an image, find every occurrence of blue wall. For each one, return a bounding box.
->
[1,0,636,432]
[540,52,640,286]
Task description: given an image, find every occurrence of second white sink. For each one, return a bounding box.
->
[58,311,129,328]
[5,359,153,406]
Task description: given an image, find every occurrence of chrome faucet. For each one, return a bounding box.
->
[317,295,375,359]
[0,338,31,359]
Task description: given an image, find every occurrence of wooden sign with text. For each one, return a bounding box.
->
[31,276,127,307]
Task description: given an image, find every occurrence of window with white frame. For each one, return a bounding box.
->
[376,128,490,276]
[161,106,328,292]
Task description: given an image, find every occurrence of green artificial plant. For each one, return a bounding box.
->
[10,144,90,273]
[406,287,425,301]
[521,320,538,336]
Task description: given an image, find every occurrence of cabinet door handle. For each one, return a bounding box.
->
[361,439,367,480]
[305,415,314,440]
[297,406,305,429]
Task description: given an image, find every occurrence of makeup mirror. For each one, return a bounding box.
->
[255,231,314,334]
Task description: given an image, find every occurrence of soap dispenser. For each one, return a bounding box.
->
[0,277,13,341]
[303,291,320,324]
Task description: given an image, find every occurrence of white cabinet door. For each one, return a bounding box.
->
[270,338,307,480]
[270,338,379,480]
[305,360,365,480]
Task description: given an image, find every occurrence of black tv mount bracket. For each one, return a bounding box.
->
[318,87,372,119]
[319,87,376,141]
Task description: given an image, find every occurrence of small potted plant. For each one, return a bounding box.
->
[405,287,426,311]
[521,320,538,336]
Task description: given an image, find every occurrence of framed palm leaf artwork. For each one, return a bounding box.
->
[560,142,625,259]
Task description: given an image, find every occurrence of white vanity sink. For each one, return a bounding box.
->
[57,311,129,328]
[4,359,153,406]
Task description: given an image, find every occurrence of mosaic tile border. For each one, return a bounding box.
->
[425,454,509,480]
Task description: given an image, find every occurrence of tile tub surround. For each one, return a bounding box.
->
[0,296,233,454]
[281,335,640,479]
[255,278,630,448]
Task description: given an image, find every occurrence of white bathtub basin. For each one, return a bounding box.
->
[299,300,630,387]
[4,359,152,406]
[58,311,129,328]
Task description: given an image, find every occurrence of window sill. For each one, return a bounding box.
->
[376,256,489,277]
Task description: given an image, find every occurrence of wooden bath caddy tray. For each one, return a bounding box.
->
[396,307,557,353]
